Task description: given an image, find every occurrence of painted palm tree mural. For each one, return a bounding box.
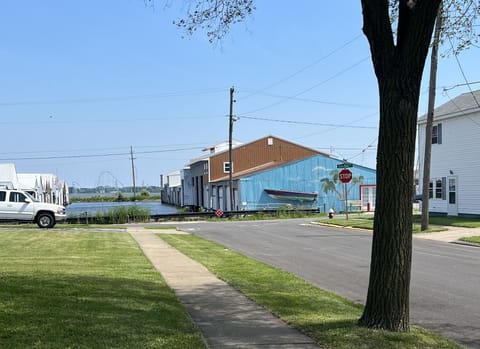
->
[321,170,364,200]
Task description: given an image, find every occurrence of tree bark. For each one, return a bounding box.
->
[359,0,441,331]
[359,76,418,331]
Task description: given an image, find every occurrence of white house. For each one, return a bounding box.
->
[160,170,182,207]
[417,90,480,216]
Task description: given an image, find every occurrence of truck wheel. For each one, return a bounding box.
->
[37,213,55,229]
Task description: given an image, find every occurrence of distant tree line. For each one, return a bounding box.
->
[69,186,162,194]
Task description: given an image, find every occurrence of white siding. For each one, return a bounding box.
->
[418,110,480,215]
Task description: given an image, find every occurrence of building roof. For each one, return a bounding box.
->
[211,134,330,158]
[419,90,480,123]
[202,139,244,153]
[188,140,244,165]
[211,161,279,182]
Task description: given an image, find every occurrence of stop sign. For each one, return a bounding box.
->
[339,169,352,183]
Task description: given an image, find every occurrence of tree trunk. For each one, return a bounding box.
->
[359,0,441,331]
[359,76,418,331]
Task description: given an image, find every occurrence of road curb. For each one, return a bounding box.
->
[450,240,480,248]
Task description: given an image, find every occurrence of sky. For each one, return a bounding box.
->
[1,1,479,189]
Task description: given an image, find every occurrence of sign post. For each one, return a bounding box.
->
[339,168,353,220]
[337,162,353,169]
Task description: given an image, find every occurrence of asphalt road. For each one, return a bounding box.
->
[177,218,480,349]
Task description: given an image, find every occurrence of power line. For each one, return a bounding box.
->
[443,90,480,127]
[442,81,480,91]
[239,56,371,115]
[2,143,209,156]
[238,34,364,101]
[347,138,378,162]
[237,115,377,129]
[0,88,227,107]
[0,114,225,126]
[239,91,376,109]
[0,146,204,162]
[293,112,379,140]
[448,35,480,108]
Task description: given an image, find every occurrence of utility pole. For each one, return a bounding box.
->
[130,146,137,201]
[421,2,443,231]
[228,87,235,211]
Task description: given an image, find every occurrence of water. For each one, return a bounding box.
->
[66,201,177,217]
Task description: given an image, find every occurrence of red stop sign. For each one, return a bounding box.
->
[339,169,352,183]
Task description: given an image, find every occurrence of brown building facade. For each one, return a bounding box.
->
[209,135,326,183]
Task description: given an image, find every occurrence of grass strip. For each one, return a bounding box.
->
[459,236,480,244]
[160,233,463,349]
[317,218,446,233]
[143,225,179,230]
[417,216,480,228]
[0,230,206,349]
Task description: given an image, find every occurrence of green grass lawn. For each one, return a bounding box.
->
[0,229,206,349]
[316,215,480,232]
[160,234,464,349]
[414,216,480,228]
[459,236,480,244]
[317,218,446,233]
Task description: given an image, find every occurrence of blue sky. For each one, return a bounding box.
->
[1,1,478,188]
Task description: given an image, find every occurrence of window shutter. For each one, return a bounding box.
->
[438,123,442,144]
[442,177,446,200]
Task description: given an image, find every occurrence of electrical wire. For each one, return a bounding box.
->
[0,146,204,162]
[238,34,364,101]
[239,56,371,116]
[0,88,228,107]
[239,91,375,109]
[236,114,377,129]
[448,35,480,108]
[347,138,378,162]
[443,90,480,127]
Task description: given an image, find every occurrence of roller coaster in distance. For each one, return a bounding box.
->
[96,171,125,193]
[69,171,162,196]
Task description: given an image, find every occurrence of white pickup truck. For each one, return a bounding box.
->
[0,189,67,228]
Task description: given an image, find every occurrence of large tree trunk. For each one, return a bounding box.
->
[359,0,441,331]
[359,76,418,331]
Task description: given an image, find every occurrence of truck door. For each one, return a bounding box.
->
[5,191,34,220]
[0,191,8,218]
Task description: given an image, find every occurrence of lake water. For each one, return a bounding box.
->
[66,201,177,217]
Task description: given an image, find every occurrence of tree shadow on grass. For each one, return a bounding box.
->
[236,284,460,349]
[0,274,206,349]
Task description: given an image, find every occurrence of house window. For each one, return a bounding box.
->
[223,162,233,173]
[429,181,433,199]
[432,123,442,144]
[0,191,6,201]
[435,179,443,199]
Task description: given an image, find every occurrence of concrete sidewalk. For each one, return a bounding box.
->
[128,227,320,349]
[414,226,480,243]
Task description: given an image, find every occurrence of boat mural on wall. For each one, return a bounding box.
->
[264,189,318,202]
[239,155,376,212]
